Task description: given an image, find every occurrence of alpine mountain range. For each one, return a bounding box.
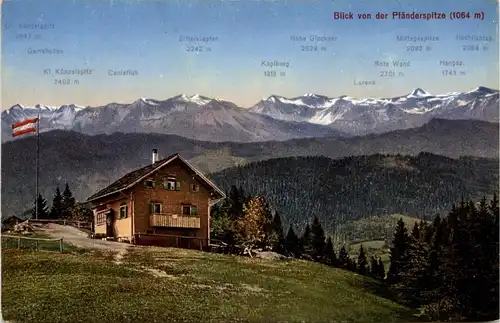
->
[2,86,498,143]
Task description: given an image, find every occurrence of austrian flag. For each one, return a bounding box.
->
[12,118,39,137]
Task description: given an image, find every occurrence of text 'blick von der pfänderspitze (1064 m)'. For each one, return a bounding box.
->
[333,11,485,20]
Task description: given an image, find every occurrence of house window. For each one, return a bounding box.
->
[96,211,106,226]
[163,176,180,191]
[119,204,128,219]
[149,202,163,214]
[191,184,200,192]
[182,205,198,216]
[144,178,155,188]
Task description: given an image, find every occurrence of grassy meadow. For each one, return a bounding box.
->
[1,244,419,323]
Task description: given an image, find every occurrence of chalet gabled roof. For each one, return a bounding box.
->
[86,153,226,202]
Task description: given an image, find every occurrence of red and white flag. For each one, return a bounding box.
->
[12,118,39,137]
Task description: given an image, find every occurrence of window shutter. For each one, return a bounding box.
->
[152,180,156,188]
[191,206,198,216]
[149,203,154,214]
[175,182,181,191]
[163,180,168,190]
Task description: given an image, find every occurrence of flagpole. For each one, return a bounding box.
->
[36,111,40,220]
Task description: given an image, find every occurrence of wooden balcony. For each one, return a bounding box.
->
[149,213,200,229]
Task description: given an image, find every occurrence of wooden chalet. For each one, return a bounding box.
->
[86,150,226,249]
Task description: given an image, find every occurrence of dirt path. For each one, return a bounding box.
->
[37,223,133,253]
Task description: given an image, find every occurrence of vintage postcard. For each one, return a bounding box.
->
[1,0,499,322]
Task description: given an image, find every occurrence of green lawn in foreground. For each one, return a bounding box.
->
[2,247,417,323]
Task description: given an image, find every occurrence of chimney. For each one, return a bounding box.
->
[152,149,158,164]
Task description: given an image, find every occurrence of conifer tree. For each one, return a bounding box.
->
[284,225,300,258]
[338,245,349,269]
[376,258,385,280]
[310,216,326,262]
[62,183,76,219]
[300,223,313,260]
[398,233,430,307]
[49,187,64,219]
[270,211,286,254]
[411,222,420,240]
[357,244,367,275]
[322,237,337,266]
[369,256,378,278]
[238,186,247,204]
[387,218,409,285]
[228,185,244,220]
[347,257,356,272]
[32,194,49,219]
[489,192,499,216]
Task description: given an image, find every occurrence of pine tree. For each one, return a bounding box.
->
[387,218,409,285]
[347,257,356,272]
[62,183,76,219]
[398,234,430,307]
[310,216,326,262]
[377,258,386,280]
[300,223,313,260]
[357,244,367,275]
[49,187,64,219]
[322,237,337,266]
[411,222,420,240]
[489,192,499,216]
[32,194,49,219]
[369,256,378,278]
[270,211,286,254]
[338,245,349,269]
[284,225,300,258]
[228,185,243,220]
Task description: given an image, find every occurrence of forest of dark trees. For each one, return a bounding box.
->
[29,183,92,222]
[211,186,499,322]
[209,153,499,232]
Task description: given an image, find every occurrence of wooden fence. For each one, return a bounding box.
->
[1,234,64,253]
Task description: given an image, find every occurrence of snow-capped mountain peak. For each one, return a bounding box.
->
[138,97,159,106]
[2,87,498,142]
[178,94,212,105]
[471,86,496,94]
[408,88,432,98]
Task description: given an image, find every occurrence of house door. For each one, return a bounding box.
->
[106,210,114,238]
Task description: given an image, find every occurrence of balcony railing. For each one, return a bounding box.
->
[149,213,200,229]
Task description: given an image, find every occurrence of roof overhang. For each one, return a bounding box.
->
[87,154,226,203]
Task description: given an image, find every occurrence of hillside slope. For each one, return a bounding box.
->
[209,153,499,231]
[2,118,497,217]
[2,246,416,323]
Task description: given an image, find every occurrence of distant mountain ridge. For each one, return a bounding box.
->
[249,87,499,135]
[1,96,341,143]
[2,87,498,142]
[1,118,498,218]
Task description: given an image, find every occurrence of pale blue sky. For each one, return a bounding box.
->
[2,0,498,108]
